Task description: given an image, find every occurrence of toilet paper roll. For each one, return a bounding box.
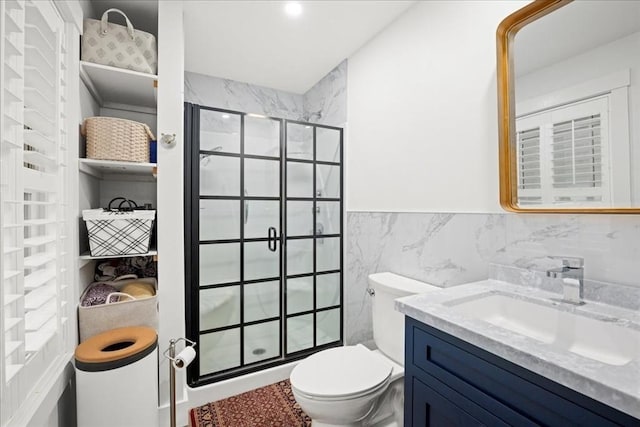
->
[173,346,196,370]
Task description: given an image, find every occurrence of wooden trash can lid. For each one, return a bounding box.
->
[75,326,157,372]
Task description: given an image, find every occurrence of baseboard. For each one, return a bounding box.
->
[158,389,190,427]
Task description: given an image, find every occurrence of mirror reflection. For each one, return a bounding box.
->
[512,1,640,208]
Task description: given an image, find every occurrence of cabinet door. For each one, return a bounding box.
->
[408,318,634,427]
[411,377,510,427]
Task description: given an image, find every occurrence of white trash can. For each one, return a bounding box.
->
[75,326,159,427]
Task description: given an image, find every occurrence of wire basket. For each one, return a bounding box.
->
[82,116,155,163]
[83,208,156,257]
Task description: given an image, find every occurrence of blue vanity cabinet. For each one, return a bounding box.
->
[404,317,638,427]
[409,376,514,426]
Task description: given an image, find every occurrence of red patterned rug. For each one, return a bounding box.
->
[189,379,312,427]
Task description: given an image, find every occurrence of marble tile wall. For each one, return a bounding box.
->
[185,71,305,120]
[303,60,347,127]
[346,212,640,344]
[185,60,347,127]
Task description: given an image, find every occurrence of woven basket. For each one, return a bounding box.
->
[82,116,155,163]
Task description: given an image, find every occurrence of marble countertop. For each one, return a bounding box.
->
[395,279,640,419]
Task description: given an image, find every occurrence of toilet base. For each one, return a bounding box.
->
[373,420,400,427]
[310,414,400,427]
[299,377,403,427]
[312,422,360,427]
[291,346,404,427]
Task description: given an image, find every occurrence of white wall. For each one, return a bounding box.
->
[516,32,640,100]
[346,1,528,213]
[516,32,640,203]
[156,2,187,426]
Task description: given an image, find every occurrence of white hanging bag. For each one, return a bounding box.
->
[82,8,157,74]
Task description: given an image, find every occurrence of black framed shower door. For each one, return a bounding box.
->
[184,103,344,386]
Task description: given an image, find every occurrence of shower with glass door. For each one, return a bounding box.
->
[184,103,343,386]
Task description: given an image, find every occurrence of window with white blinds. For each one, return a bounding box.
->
[1,0,72,421]
[515,96,610,207]
[516,127,542,205]
[551,114,602,196]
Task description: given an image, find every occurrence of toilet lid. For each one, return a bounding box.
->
[290,346,392,398]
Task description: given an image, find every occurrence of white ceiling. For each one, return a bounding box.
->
[183,1,416,94]
[515,1,640,76]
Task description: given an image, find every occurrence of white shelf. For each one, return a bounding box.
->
[79,249,157,261]
[79,158,157,181]
[79,61,157,113]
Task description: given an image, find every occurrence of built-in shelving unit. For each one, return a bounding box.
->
[78,158,157,181]
[78,249,158,270]
[79,249,158,260]
[79,60,157,113]
[78,58,158,267]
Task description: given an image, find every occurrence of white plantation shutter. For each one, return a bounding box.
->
[1,0,72,422]
[515,96,610,207]
[550,100,608,204]
[516,127,542,205]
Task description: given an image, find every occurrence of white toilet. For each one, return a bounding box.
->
[290,272,440,427]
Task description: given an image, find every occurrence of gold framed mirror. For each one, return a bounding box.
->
[497,0,640,213]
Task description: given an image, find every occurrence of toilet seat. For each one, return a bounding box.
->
[292,376,390,402]
[290,345,392,399]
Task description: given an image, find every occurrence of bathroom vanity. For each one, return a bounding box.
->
[398,281,640,426]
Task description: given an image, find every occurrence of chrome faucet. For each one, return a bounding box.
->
[546,256,585,305]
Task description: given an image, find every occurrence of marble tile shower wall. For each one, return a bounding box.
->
[184,60,347,127]
[346,212,640,345]
[184,71,305,120]
[303,60,347,127]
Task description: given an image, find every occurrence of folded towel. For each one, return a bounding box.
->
[120,282,155,299]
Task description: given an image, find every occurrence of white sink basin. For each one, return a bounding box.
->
[447,293,640,366]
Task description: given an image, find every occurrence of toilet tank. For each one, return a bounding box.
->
[369,272,441,365]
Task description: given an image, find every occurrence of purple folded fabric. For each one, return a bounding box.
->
[81,283,118,307]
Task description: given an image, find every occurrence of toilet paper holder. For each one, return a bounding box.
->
[162,337,196,367]
[163,337,197,427]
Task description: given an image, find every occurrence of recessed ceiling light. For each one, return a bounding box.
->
[221,114,230,119]
[285,2,303,18]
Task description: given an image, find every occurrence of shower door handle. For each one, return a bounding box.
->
[244,189,249,225]
[268,227,277,252]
